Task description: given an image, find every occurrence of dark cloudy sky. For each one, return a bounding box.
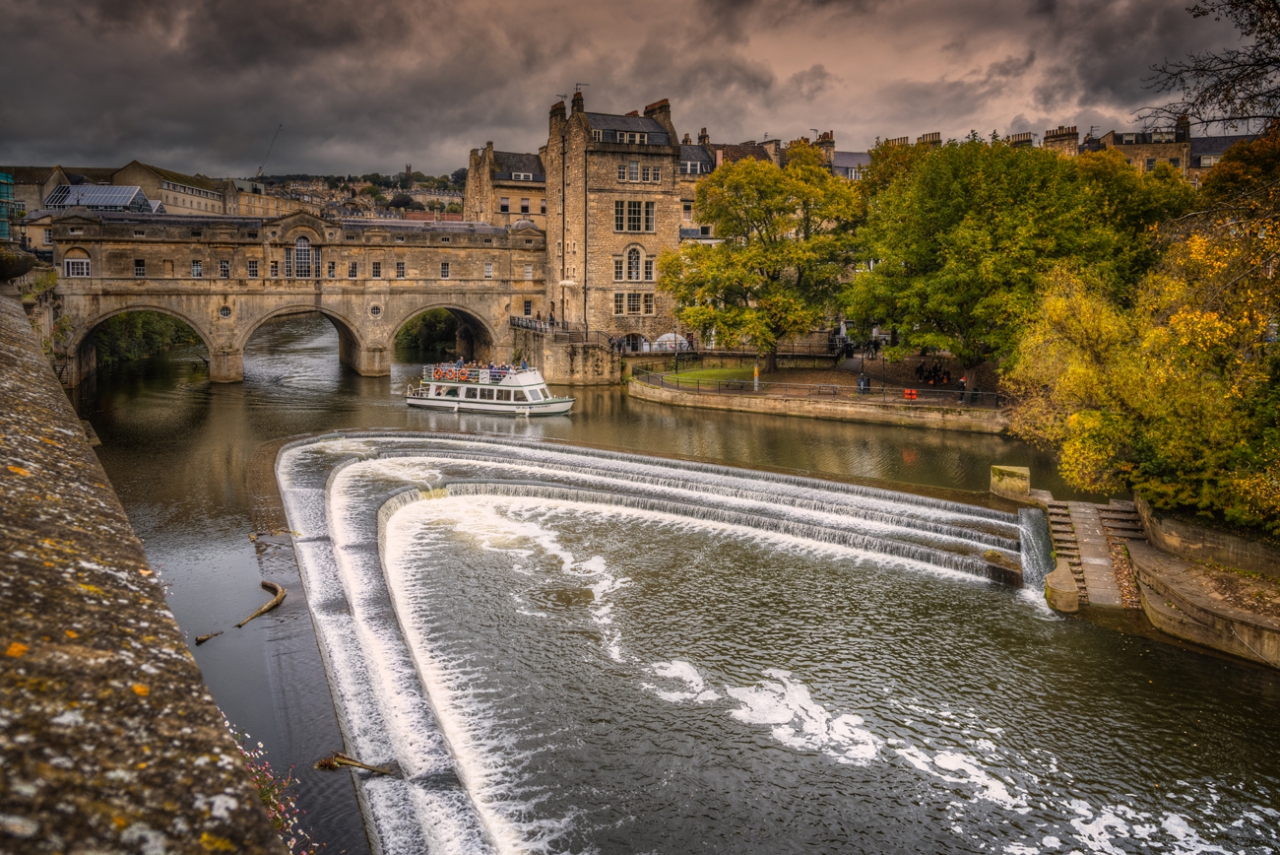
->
[0,0,1245,178]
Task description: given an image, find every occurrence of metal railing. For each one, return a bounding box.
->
[508,315,614,348]
[632,367,1005,408]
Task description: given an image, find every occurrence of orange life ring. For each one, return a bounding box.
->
[458,368,470,382]
[445,368,457,380]
[433,367,443,380]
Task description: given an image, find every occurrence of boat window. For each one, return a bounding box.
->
[527,388,542,401]
[497,389,512,401]
[480,388,495,400]
[514,390,528,402]
[465,387,478,399]
[444,387,459,397]
[432,385,445,396]
[538,387,550,398]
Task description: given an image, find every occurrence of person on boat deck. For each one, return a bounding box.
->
[520,357,528,370]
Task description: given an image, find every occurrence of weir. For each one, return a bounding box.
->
[274,432,1036,853]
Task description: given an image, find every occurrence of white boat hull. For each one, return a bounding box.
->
[405,394,574,416]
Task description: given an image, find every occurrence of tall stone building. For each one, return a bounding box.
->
[463,143,547,230]
[542,92,686,348]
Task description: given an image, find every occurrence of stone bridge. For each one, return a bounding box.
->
[57,276,530,386]
[44,210,550,387]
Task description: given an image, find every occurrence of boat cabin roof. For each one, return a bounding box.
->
[423,364,547,387]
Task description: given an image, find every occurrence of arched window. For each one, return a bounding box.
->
[294,236,312,278]
[627,247,641,281]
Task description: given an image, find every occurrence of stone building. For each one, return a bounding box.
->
[463,143,547,229]
[113,161,233,216]
[542,93,687,349]
[1038,116,1255,184]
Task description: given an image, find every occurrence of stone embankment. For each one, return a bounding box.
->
[991,464,1280,669]
[629,377,1009,433]
[0,291,285,853]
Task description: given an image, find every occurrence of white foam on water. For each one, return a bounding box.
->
[643,660,720,703]
[725,669,881,766]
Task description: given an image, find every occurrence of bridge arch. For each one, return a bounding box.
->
[234,304,367,353]
[388,302,502,363]
[63,304,216,390]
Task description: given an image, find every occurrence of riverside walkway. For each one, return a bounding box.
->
[629,368,1009,434]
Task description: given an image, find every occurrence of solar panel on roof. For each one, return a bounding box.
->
[45,185,152,212]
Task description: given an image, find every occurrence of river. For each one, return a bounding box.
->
[77,313,1280,854]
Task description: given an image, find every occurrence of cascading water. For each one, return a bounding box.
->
[1018,507,1055,592]
[277,433,1280,855]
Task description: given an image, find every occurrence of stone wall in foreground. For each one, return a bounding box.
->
[0,292,286,854]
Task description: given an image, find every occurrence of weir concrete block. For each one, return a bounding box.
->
[1045,558,1080,613]
[990,466,1031,502]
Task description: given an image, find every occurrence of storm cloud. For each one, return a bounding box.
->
[0,0,1246,176]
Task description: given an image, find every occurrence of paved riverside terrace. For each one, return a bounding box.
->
[1048,500,1146,608]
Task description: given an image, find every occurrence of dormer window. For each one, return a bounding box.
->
[592,130,603,142]
[513,172,533,181]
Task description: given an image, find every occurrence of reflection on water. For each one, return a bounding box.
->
[79,313,1131,851]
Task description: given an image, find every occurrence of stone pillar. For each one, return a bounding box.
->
[209,348,244,383]
[990,465,1031,502]
[338,336,390,376]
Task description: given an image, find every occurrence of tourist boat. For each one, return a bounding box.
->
[405,364,574,415]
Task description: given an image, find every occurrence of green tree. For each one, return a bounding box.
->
[444,202,462,213]
[657,142,857,371]
[395,308,458,358]
[846,138,1193,366]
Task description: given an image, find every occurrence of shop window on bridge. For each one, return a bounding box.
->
[644,259,654,281]
[397,261,406,279]
[191,260,203,278]
[627,292,641,314]
[372,261,382,279]
[440,262,450,279]
[484,262,493,279]
[328,261,336,278]
[524,300,533,316]
[134,259,145,277]
[348,261,358,279]
[627,248,641,281]
[644,293,654,314]
[294,237,312,278]
[248,260,259,278]
[220,260,230,278]
[270,260,279,277]
[614,293,625,314]
[64,259,91,277]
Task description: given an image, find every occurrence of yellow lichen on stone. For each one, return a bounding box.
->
[199,832,237,851]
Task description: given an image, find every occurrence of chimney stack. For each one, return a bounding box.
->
[571,91,584,114]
